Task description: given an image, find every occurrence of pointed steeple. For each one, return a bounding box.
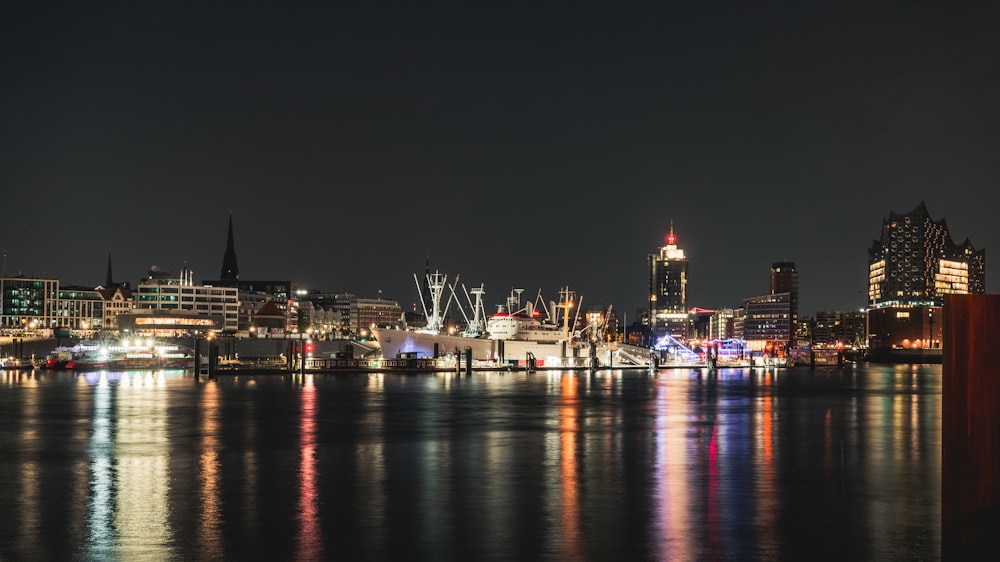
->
[220,214,239,281]
[666,221,677,246]
[106,250,114,288]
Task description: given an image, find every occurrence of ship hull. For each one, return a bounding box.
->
[62,357,194,371]
[370,327,497,360]
[371,327,596,365]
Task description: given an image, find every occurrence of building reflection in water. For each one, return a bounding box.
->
[240,377,259,537]
[356,373,387,555]
[862,365,939,558]
[294,374,323,560]
[553,372,583,560]
[753,371,780,559]
[0,364,943,559]
[651,371,694,560]
[197,379,224,558]
[78,371,172,559]
[83,373,116,560]
[16,374,42,559]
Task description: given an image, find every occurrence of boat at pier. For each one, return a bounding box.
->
[45,340,195,371]
[370,272,590,366]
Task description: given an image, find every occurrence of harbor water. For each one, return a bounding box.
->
[0,364,941,560]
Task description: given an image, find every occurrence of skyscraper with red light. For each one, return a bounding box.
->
[648,223,689,342]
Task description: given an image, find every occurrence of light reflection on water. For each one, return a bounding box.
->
[0,365,942,560]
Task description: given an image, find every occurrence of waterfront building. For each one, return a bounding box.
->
[117,309,222,337]
[298,290,403,340]
[688,307,717,342]
[770,262,799,345]
[0,276,58,334]
[812,310,867,348]
[647,223,689,342]
[356,297,403,341]
[866,202,985,359]
[867,201,985,306]
[54,285,104,333]
[743,292,791,353]
[134,265,239,333]
[96,286,133,332]
[247,300,286,335]
[707,307,740,341]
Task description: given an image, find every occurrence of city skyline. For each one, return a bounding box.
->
[3,3,999,316]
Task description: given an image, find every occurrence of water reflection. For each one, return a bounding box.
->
[294,374,322,559]
[557,372,582,560]
[83,373,116,560]
[0,365,942,560]
[652,370,695,560]
[197,379,224,558]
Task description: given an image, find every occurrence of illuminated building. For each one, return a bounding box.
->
[742,292,791,353]
[811,310,866,348]
[866,201,985,361]
[55,286,104,332]
[96,286,132,332]
[770,262,799,345]
[867,200,984,306]
[647,223,689,342]
[133,265,238,334]
[0,276,58,332]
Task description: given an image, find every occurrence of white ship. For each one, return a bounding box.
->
[369,272,591,366]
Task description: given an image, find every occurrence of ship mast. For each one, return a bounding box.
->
[414,271,448,333]
[464,284,486,336]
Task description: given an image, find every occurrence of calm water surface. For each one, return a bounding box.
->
[0,364,941,561]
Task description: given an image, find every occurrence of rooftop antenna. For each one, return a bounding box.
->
[1,249,6,277]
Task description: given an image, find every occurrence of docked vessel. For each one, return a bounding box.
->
[370,272,590,365]
[45,340,195,371]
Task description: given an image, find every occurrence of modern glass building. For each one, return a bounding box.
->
[866,201,985,359]
[0,276,58,333]
[743,292,791,352]
[770,261,799,345]
[867,200,985,307]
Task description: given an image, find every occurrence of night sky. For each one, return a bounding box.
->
[3,2,999,318]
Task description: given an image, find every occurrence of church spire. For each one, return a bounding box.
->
[106,250,114,287]
[220,213,239,281]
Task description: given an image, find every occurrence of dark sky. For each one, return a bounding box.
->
[3,2,999,318]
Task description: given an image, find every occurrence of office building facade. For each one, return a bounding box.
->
[648,224,689,342]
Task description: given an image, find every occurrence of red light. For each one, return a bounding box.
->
[666,234,676,245]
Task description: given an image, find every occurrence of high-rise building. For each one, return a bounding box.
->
[770,261,799,345]
[866,202,985,360]
[647,223,689,342]
[867,201,985,306]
